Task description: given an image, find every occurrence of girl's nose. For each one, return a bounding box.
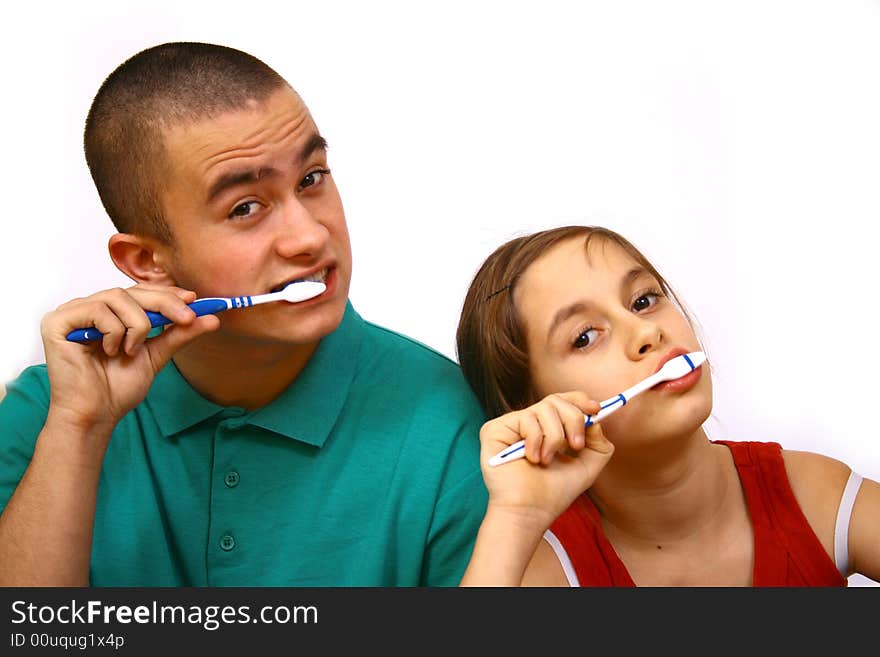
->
[627,315,664,359]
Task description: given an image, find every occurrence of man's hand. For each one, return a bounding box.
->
[41,283,220,440]
[0,283,220,586]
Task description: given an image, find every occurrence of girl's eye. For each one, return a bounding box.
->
[573,327,598,350]
[300,168,331,190]
[632,290,662,312]
[228,201,261,219]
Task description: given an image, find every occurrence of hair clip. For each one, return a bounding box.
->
[484,284,512,301]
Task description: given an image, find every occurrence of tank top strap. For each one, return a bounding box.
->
[714,440,845,586]
[714,440,790,583]
[548,496,635,586]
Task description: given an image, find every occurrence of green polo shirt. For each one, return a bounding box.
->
[0,302,488,586]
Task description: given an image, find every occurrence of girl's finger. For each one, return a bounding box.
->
[534,400,567,465]
[517,411,545,464]
[546,394,587,451]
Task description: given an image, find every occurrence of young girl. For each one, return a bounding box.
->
[456,225,879,586]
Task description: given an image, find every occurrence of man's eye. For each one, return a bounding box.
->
[573,328,598,349]
[300,168,330,190]
[228,201,261,219]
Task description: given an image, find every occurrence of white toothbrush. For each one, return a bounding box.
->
[488,351,707,467]
[66,280,327,343]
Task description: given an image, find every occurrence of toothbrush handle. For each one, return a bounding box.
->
[487,359,696,467]
[144,298,232,327]
[584,394,628,427]
[65,298,231,344]
[489,391,634,467]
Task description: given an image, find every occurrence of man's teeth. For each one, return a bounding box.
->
[294,268,328,284]
[271,269,328,292]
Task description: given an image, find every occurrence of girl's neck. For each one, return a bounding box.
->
[587,431,741,547]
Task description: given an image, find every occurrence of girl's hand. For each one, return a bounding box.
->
[478,391,614,530]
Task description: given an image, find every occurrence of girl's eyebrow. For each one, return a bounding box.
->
[547,302,590,343]
[623,266,651,286]
[545,266,651,342]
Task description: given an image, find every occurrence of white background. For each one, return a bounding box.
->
[1,1,877,585]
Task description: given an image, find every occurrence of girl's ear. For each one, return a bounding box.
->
[108,233,176,285]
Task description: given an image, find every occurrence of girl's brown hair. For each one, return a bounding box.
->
[455,226,692,418]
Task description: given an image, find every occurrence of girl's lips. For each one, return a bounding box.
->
[653,348,690,375]
[652,363,703,393]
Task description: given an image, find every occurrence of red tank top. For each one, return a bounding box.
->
[548,441,846,586]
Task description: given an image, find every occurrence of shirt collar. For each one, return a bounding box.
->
[145,301,363,447]
[146,360,227,438]
[246,301,362,446]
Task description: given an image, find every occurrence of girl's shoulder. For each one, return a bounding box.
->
[782,448,852,497]
[522,537,574,587]
[781,449,852,557]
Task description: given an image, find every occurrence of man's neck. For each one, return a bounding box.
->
[170,333,319,411]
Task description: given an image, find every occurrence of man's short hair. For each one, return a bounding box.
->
[84,42,289,242]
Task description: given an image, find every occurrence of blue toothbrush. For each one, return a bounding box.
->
[488,351,707,466]
[66,280,326,343]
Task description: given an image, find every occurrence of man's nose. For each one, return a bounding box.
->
[273,197,329,259]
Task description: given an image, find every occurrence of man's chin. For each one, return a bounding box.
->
[271,300,347,344]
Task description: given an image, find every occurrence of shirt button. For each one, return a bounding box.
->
[224,471,240,488]
[220,534,236,551]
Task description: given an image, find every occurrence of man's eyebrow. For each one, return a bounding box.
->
[205,133,328,203]
[206,167,278,202]
[301,133,328,162]
[545,266,652,342]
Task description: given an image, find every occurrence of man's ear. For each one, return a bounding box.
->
[108,233,176,285]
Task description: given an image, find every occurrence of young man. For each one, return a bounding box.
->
[0,42,488,586]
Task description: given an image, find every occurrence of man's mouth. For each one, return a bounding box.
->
[270,267,330,293]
